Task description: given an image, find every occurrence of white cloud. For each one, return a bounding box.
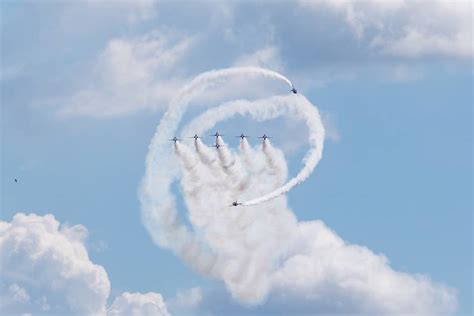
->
[0,213,110,315]
[108,292,170,316]
[60,30,194,118]
[299,0,472,59]
[4,0,472,123]
[0,213,170,316]
[269,220,457,315]
[169,221,457,315]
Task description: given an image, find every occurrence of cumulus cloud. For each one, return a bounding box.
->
[300,0,472,59]
[108,292,170,316]
[0,213,169,316]
[0,213,110,315]
[268,220,457,315]
[168,221,457,315]
[180,218,457,315]
[60,30,194,118]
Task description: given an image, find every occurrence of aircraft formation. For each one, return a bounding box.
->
[172,132,268,207]
[170,132,273,146]
[170,132,276,207]
[169,85,298,207]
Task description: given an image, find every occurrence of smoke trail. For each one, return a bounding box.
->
[237,138,268,182]
[140,68,297,256]
[139,68,457,312]
[175,142,198,171]
[139,66,323,290]
[180,94,324,205]
[215,137,235,170]
[194,138,216,165]
[176,140,295,303]
[261,139,288,186]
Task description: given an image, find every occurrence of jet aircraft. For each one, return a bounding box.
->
[210,132,223,138]
[291,86,298,94]
[169,137,180,143]
[258,134,271,141]
[230,201,242,207]
[235,133,249,140]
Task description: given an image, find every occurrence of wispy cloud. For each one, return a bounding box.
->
[108,292,170,316]
[8,1,468,119]
[300,0,472,59]
[59,30,194,118]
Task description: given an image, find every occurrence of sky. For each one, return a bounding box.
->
[1,1,472,315]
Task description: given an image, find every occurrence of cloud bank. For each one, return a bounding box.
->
[42,0,471,118]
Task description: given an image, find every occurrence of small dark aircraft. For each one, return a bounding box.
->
[291,86,298,94]
[212,144,224,149]
[235,133,249,140]
[169,137,180,143]
[189,134,200,140]
[258,134,271,141]
[210,132,223,138]
[14,179,18,183]
[230,201,242,207]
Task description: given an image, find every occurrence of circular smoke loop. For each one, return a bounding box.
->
[139,66,325,300]
[138,67,457,313]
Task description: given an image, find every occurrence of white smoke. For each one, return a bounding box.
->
[139,67,305,276]
[139,67,457,313]
[180,94,324,205]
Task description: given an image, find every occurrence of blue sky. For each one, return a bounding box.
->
[1,1,472,315]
